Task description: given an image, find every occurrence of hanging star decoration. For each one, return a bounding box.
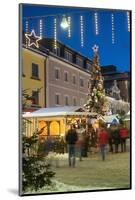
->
[25,29,41,48]
[92,44,99,53]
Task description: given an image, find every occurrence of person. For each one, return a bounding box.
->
[76,125,85,161]
[65,124,78,167]
[44,136,55,155]
[97,124,108,161]
[83,131,90,157]
[111,125,120,153]
[108,125,114,153]
[89,125,98,154]
[59,136,66,154]
[119,124,128,152]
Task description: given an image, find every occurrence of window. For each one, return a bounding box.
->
[86,62,92,70]
[73,97,77,106]
[73,75,76,84]
[55,94,60,105]
[55,68,60,79]
[32,63,39,78]
[80,78,84,87]
[64,50,73,62]
[80,98,84,106]
[32,91,39,105]
[64,72,68,82]
[53,47,60,56]
[76,56,83,67]
[65,96,69,106]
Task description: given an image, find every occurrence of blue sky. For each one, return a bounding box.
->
[21,4,131,72]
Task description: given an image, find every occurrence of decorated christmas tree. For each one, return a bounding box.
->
[84,45,108,115]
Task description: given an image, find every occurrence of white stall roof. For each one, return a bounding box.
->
[23,106,97,118]
[103,114,119,124]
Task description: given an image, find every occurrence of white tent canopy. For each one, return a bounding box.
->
[102,114,119,124]
[23,106,97,118]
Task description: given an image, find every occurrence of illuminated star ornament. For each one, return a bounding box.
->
[92,45,99,53]
[25,29,41,48]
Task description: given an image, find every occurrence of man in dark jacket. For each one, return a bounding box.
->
[65,124,78,167]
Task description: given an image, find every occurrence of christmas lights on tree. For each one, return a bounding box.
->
[84,45,109,115]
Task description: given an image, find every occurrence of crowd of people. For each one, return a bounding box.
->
[37,122,129,167]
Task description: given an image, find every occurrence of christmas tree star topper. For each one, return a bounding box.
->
[92,45,99,53]
[25,29,41,48]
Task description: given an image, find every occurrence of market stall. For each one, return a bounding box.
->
[22,106,97,139]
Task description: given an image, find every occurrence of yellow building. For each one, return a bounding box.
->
[22,47,47,111]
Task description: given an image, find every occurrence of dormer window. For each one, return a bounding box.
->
[76,56,83,67]
[86,62,92,70]
[64,50,73,62]
[53,47,60,56]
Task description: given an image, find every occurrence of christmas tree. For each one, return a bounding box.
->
[84,45,108,115]
[22,90,55,193]
[22,132,55,193]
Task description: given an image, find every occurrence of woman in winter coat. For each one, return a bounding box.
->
[97,125,108,161]
[119,124,128,152]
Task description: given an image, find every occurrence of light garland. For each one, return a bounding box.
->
[54,18,57,49]
[39,19,43,38]
[25,20,29,47]
[80,15,84,47]
[111,14,115,44]
[94,12,99,35]
[67,16,71,38]
[127,11,130,32]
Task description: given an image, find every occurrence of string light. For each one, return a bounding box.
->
[25,29,41,48]
[127,11,130,32]
[54,18,57,49]
[94,12,99,35]
[80,15,84,47]
[111,14,115,44]
[67,16,71,38]
[25,20,29,47]
[39,19,43,38]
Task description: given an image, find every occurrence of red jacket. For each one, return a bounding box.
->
[119,128,128,138]
[98,130,108,145]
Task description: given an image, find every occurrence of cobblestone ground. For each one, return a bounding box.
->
[53,142,130,190]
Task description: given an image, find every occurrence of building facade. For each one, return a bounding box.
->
[22,47,47,111]
[101,65,130,102]
[46,54,90,107]
[22,40,92,110]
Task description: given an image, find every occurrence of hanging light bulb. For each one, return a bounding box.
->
[60,15,69,29]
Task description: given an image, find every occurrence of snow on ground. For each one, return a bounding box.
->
[24,179,111,194]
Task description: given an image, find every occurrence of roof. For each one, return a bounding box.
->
[102,114,119,124]
[23,106,97,118]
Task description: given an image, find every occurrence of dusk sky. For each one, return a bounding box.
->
[21,4,131,72]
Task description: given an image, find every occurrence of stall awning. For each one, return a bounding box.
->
[102,114,119,124]
[22,106,97,118]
